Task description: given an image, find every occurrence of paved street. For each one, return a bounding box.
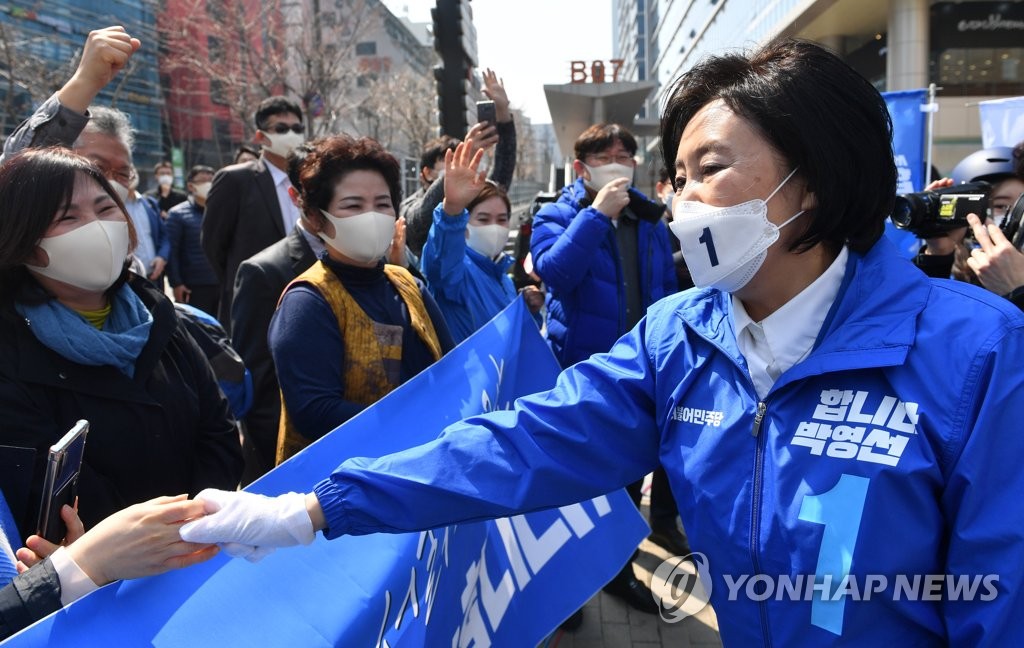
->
[540,494,722,648]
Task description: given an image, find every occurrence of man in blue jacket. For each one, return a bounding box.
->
[530,123,679,613]
[530,123,677,367]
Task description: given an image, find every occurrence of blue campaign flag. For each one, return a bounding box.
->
[6,298,649,647]
[883,88,928,259]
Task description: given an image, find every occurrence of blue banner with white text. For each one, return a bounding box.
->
[883,88,928,258]
[5,298,649,647]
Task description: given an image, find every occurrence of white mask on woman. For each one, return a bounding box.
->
[670,167,803,293]
[466,224,510,259]
[26,220,130,291]
[318,209,395,264]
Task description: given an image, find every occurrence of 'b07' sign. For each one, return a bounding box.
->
[570,59,625,84]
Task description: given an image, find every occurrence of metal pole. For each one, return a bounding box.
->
[924,82,937,187]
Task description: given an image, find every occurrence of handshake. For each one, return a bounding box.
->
[179,489,318,562]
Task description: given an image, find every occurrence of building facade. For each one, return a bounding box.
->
[628,0,1024,174]
[0,1,164,174]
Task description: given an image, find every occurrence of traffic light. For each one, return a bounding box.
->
[431,0,476,138]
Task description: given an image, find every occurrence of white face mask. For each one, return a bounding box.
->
[261,130,304,159]
[466,223,510,259]
[157,174,173,187]
[318,209,395,264]
[583,162,634,191]
[192,182,212,200]
[26,220,130,292]
[670,167,804,293]
[111,180,131,203]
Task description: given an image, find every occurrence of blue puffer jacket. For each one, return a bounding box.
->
[166,199,219,288]
[420,204,517,344]
[530,178,676,366]
[315,238,1024,646]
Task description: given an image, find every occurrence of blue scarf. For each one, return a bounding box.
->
[16,284,154,378]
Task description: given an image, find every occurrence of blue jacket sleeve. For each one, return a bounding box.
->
[420,204,471,305]
[145,198,171,260]
[530,201,614,294]
[269,286,367,441]
[165,211,184,287]
[940,323,1024,645]
[312,315,662,538]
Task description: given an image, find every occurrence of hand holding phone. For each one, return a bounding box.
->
[37,420,89,544]
[476,100,496,125]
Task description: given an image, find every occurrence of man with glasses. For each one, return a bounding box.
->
[529,123,678,618]
[202,96,305,331]
[76,109,169,288]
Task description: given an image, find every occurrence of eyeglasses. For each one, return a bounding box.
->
[101,166,136,187]
[266,123,305,135]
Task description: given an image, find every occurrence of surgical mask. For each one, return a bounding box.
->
[192,182,212,200]
[26,220,130,291]
[111,181,131,204]
[583,162,634,191]
[466,223,509,259]
[157,174,173,187]
[261,130,304,159]
[318,209,394,264]
[670,167,803,293]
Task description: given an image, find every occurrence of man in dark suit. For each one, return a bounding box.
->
[202,96,305,331]
[230,147,320,483]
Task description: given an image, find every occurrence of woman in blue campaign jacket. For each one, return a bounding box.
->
[181,41,1024,645]
[420,181,518,344]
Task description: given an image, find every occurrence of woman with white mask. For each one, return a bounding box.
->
[184,41,1024,645]
[0,147,242,539]
[269,135,454,464]
[420,145,544,343]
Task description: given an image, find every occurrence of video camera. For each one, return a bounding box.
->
[893,182,1024,249]
[892,182,989,239]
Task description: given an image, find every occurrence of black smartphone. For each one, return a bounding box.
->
[476,100,496,125]
[36,420,89,543]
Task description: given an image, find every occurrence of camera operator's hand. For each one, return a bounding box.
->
[966,213,1024,296]
[592,177,631,221]
[921,178,967,255]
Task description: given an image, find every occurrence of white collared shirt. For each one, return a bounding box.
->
[732,246,849,400]
[124,195,155,269]
[265,159,300,234]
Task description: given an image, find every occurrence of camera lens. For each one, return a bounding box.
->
[891,196,916,229]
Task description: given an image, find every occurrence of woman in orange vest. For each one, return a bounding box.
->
[269,135,454,463]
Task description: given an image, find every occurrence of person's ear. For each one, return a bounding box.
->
[26,245,48,268]
[287,185,300,208]
[572,159,589,181]
[800,185,818,212]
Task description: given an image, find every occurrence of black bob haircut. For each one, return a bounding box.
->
[660,39,895,254]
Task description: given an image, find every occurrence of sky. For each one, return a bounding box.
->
[381,0,614,124]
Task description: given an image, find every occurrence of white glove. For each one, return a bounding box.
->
[179,489,315,562]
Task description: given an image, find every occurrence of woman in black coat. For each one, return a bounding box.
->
[0,148,242,538]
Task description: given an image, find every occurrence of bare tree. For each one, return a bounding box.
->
[356,66,437,158]
[0,22,79,138]
[159,0,289,144]
[286,0,387,138]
